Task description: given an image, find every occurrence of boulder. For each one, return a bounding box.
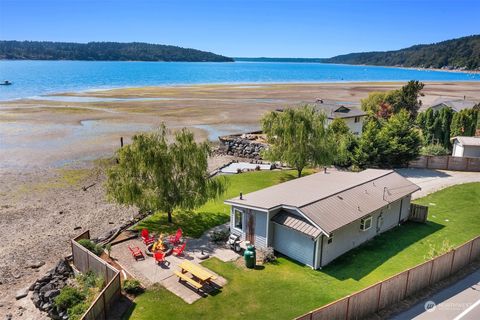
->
[15,287,29,300]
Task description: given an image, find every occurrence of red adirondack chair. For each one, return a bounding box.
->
[168,228,182,245]
[154,251,166,265]
[128,246,145,261]
[172,242,186,256]
[141,229,155,245]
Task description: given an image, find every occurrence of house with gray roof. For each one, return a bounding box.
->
[451,136,480,158]
[429,98,478,113]
[314,101,366,135]
[225,169,420,269]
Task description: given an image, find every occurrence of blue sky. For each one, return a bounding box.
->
[0,0,478,58]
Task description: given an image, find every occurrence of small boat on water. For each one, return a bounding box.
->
[0,80,12,85]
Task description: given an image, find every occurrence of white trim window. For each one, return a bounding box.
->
[233,208,243,231]
[360,216,372,231]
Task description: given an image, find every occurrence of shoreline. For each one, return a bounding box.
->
[16,79,480,101]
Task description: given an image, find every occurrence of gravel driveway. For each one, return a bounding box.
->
[396,168,480,199]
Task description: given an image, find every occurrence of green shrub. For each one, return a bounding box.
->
[210,229,230,243]
[54,286,85,311]
[77,271,104,291]
[77,239,104,256]
[67,302,88,320]
[420,144,450,156]
[123,279,144,295]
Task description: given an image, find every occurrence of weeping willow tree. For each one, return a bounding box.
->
[262,105,336,178]
[106,124,226,223]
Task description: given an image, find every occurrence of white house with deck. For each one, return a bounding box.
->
[225,169,420,269]
[314,102,366,135]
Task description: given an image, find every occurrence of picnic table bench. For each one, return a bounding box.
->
[174,261,217,291]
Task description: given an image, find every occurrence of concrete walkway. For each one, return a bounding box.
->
[391,270,480,320]
[396,168,480,199]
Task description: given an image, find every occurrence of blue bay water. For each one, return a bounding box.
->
[0,60,479,101]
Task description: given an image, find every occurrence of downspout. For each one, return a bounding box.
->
[397,198,404,225]
[312,239,317,269]
[319,235,324,269]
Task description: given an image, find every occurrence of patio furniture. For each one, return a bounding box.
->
[154,251,167,265]
[172,242,187,256]
[178,261,217,284]
[128,246,145,261]
[168,228,183,245]
[173,271,202,291]
[141,229,155,245]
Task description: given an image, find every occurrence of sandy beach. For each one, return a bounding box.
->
[1,81,480,318]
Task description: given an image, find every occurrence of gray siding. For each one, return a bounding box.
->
[463,146,480,158]
[273,223,315,267]
[320,197,411,266]
[230,206,268,248]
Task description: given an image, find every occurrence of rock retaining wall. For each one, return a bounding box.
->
[30,260,73,320]
[218,137,267,159]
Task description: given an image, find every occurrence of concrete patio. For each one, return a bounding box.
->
[110,224,238,303]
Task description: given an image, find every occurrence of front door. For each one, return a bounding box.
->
[246,211,255,245]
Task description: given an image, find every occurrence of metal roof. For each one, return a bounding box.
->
[300,172,419,234]
[314,103,366,119]
[451,136,480,147]
[272,210,321,238]
[225,169,420,235]
[430,98,477,112]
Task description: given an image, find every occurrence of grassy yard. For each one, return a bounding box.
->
[126,180,480,320]
[134,170,312,238]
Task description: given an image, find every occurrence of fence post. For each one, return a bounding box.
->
[404,269,410,298]
[450,249,456,275]
[468,239,474,262]
[426,156,430,168]
[428,260,434,285]
[103,291,107,320]
[345,296,351,320]
[377,282,383,311]
[446,156,451,170]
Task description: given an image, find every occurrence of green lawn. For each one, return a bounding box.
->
[134,170,312,238]
[126,181,480,320]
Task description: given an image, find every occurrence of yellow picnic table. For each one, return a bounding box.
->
[178,260,217,283]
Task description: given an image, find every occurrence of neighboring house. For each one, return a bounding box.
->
[429,98,477,113]
[314,102,366,135]
[225,169,420,269]
[451,136,480,158]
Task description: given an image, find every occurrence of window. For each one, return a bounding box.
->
[354,116,361,123]
[233,209,243,230]
[360,216,372,231]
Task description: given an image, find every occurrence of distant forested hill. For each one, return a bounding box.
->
[0,41,233,62]
[322,35,480,70]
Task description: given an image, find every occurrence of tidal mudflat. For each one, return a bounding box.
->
[1,81,480,317]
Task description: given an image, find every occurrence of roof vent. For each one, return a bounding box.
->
[337,195,343,200]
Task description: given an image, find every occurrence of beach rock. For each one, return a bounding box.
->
[44,289,60,299]
[29,260,45,269]
[15,287,29,300]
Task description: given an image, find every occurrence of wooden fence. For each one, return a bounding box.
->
[409,155,480,172]
[71,231,122,320]
[296,235,480,320]
[409,204,429,223]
